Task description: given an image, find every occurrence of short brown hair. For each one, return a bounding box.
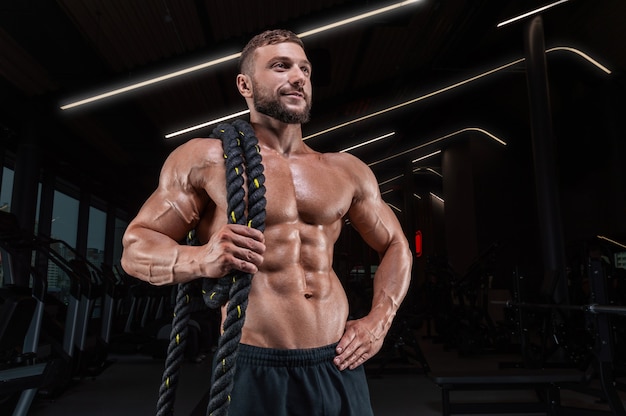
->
[239,29,305,75]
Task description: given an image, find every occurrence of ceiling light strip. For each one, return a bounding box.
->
[165,46,609,139]
[414,167,443,177]
[339,132,395,153]
[368,127,506,168]
[412,150,441,163]
[597,235,626,250]
[546,47,611,74]
[302,59,524,141]
[430,192,444,203]
[60,0,422,110]
[165,110,251,138]
[496,0,570,28]
[60,53,242,110]
[378,174,404,187]
[387,203,402,212]
[298,0,421,38]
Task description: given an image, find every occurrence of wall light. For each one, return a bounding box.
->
[496,0,570,28]
[60,0,422,110]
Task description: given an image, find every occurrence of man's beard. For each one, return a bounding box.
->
[252,82,311,124]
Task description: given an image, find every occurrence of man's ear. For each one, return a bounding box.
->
[236,74,252,97]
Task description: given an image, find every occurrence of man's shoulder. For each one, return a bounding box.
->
[170,137,224,160]
[319,150,369,171]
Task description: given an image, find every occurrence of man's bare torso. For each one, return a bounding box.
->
[195,138,354,349]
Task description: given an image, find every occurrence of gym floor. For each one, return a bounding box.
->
[27,327,626,416]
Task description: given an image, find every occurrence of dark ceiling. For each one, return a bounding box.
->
[1,0,625,216]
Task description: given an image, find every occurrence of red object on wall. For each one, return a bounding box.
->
[415,230,422,257]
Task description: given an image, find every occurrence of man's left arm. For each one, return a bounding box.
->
[334,159,413,371]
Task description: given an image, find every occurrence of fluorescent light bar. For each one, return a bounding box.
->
[414,167,443,177]
[303,59,524,141]
[597,235,626,250]
[60,52,242,110]
[547,47,611,74]
[368,127,506,168]
[387,203,402,212]
[430,192,444,203]
[497,0,570,28]
[413,193,421,199]
[298,0,422,38]
[165,110,250,138]
[60,0,422,110]
[339,132,395,153]
[378,174,404,187]
[301,46,609,141]
[412,150,441,163]
[166,46,611,139]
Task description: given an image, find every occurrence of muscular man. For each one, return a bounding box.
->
[121,29,412,415]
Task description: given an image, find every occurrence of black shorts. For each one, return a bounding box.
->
[226,343,374,416]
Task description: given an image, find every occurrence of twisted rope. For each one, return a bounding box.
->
[205,120,266,416]
[154,120,265,416]
[156,282,194,416]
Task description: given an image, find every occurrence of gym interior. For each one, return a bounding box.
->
[1,1,626,415]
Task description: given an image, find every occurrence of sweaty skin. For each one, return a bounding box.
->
[121,41,412,371]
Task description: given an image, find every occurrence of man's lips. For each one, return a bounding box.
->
[282,90,304,99]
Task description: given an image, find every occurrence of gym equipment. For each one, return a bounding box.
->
[0,212,61,416]
[431,257,625,415]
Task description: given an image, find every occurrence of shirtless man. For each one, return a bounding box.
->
[121,29,412,415]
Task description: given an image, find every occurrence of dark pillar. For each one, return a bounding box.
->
[524,16,568,304]
[35,172,55,281]
[104,205,116,267]
[403,161,416,254]
[76,191,91,257]
[442,140,478,275]
[10,119,42,286]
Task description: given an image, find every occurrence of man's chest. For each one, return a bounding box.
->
[262,155,354,226]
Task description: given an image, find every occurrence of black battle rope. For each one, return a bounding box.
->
[155,120,266,416]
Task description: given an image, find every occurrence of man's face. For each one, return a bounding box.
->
[249,42,312,124]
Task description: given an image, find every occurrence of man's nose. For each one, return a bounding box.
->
[289,67,307,86]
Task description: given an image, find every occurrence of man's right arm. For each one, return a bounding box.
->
[121,139,265,286]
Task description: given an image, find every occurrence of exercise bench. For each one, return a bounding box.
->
[431,368,583,415]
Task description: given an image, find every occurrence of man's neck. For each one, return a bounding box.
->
[250,116,305,156]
